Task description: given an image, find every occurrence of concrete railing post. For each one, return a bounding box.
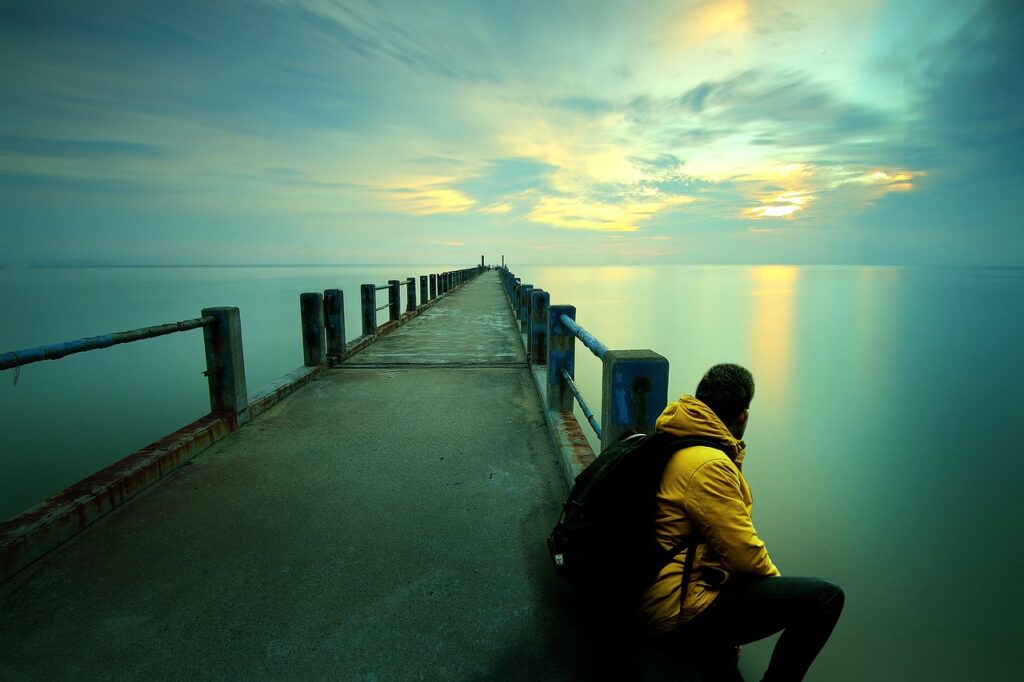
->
[388,280,401,321]
[420,276,428,306]
[406,277,416,312]
[300,292,326,367]
[519,284,533,335]
[430,274,437,300]
[547,305,576,412]
[600,350,670,451]
[530,290,550,365]
[360,284,376,336]
[323,288,346,363]
[202,307,249,425]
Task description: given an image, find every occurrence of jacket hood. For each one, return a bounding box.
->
[655,395,746,465]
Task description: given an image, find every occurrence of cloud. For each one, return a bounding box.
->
[548,96,619,115]
[908,0,1024,177]
[0,135,171,160]
[670,69,893,158]
[454,157,556,206]
[388,183,475,216]
[672,0,751,47]
[527,194,694,232]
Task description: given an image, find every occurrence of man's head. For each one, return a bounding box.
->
[695,363,755,439]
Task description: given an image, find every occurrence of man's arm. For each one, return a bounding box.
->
[687,457,780,576]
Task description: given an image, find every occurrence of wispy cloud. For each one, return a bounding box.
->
[0,0,1017,265]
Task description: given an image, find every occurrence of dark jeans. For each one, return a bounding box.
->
[655,576,845,682]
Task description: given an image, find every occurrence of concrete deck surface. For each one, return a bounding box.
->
[0,272,683,681]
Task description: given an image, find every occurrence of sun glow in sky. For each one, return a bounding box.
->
[0,0,1020,265]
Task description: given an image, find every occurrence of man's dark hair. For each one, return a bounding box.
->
[695,363,755,426]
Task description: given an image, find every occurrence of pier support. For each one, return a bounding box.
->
[530,290,549,366]
[406,278,417,313]
[323,289,346,364]
[300,293,326,367]
[387,280,401,321]
[360,284,376,336]
[201,307,248,424]
[519,285,533,334]
[547,305,576,412]
[600,350,669,451]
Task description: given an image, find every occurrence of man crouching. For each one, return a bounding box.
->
[638,363,844,682]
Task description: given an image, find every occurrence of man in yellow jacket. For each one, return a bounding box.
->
[639,364,844,681]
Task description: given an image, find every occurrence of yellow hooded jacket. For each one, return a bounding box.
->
[637,396,780,635]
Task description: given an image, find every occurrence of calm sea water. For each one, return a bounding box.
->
[2,264,1022,680]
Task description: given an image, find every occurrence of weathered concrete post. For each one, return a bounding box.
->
[300,292,326,367]
[406,277,416,312]
[419,276,428,306]
[547,305,576,412]
[530,290,550,365]
[519,284,533,335]
[201,307,248,425]
[387,280,401,321]
[430,274,437,300]
[360,284,376,336]
[323,289,346,363]
[600,350,670,451]
[513,280,522,317]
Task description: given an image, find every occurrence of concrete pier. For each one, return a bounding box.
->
[0,271,686,681]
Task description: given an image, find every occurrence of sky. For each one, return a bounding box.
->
[1,0,1021,266]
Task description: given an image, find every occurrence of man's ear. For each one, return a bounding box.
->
[731,408,749,436]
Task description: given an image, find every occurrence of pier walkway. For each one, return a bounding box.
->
[0,271,683,681]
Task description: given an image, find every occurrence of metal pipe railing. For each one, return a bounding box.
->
[562,368,601,437]
[559,314,608,360]
[0,317,214,371]
[502,263,668,453]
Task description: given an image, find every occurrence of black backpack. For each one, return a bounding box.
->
[547,431,720,601]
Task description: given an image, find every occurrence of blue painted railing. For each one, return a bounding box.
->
[499,265,669,453]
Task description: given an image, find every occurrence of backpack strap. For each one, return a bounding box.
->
[677,533,700,626]
[660,436,721,626]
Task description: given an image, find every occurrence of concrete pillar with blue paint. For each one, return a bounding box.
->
[547,305,576,412]
[530,290,549,365]
[600,350,669,451]
[519,284,533,334]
